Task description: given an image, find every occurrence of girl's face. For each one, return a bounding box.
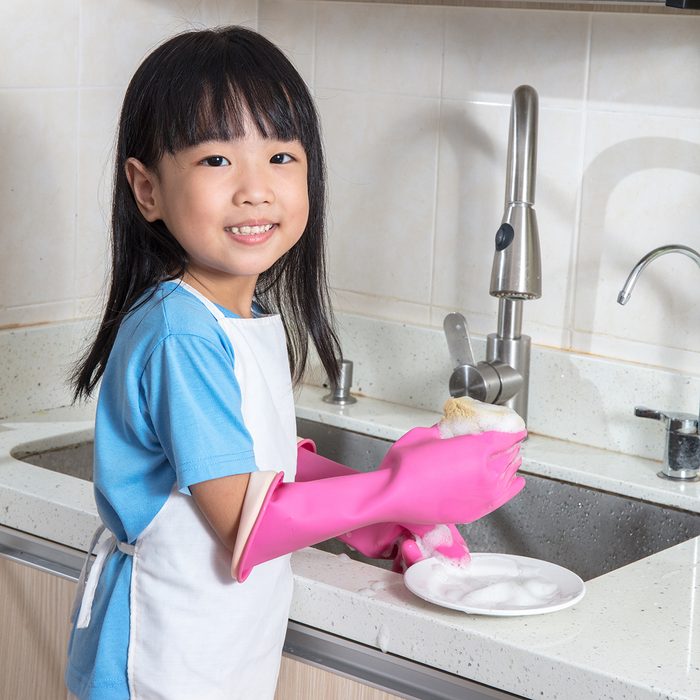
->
[127,122,309,315]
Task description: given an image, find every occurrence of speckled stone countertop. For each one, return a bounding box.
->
[1,386,699,699]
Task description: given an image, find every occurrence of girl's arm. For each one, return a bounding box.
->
[191,473,251,552]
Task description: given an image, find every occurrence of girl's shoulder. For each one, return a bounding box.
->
[118,281,227,355]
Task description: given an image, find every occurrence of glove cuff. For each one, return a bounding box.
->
[231,470,282,581]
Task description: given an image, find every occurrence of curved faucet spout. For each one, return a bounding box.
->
[617,244,700,305]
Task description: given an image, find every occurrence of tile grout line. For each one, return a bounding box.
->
[566,10,594,352]
[74,1,84,320]
[428,7,448,321]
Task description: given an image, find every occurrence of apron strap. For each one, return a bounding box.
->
[72,525,134,629]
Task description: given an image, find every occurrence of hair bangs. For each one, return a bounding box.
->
[154,41,308,157]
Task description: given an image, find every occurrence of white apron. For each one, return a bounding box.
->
[73,281,297,699]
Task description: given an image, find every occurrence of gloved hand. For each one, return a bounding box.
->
[296,439,471,572]
[377,424,525,522]
[232,425,525,582]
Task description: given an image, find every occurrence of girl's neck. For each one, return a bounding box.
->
[181,271,257,318]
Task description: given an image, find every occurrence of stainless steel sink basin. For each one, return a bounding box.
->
[298,419,700,581]
[13,419,700,581]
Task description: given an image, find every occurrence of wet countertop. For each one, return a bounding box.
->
[0,386,699,699]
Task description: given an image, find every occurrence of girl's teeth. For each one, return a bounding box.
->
[226,224,274,235]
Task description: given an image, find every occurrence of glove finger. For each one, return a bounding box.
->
[399,538,425,570]
[488,430,528,457]
[490,443,523,482]
[490,474,526,511]
[500,454,523,485]
[433,525,471,562]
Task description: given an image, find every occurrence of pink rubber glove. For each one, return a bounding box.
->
[233,425,525,582]
[296,439,471,572]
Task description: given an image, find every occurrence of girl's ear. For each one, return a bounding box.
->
[125,158,162,222]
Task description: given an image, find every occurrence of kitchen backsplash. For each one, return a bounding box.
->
[0,0,698,457]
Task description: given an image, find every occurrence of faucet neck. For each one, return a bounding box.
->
[618,244,700,305]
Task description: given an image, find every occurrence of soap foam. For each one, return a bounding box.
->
[422,557,560,610]
[438,396,525,438]
[413,524,470,568]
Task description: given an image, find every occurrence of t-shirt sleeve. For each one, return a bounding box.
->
[140,333,258,494]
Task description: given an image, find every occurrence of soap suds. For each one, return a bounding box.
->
[439,396,525,438]
[420,556,561,610]
[413,524,470,569]
[336,553,353,563]
[358,580,388,597]
[377,624,390,653]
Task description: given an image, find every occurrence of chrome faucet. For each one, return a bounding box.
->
[444,85,542,423]
[618,244,700,481]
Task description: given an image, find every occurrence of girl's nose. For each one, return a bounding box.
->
[233,169,274,206]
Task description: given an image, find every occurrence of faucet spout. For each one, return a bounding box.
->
[617,244,700,305]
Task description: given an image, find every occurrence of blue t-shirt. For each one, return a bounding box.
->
[66,281,259,699]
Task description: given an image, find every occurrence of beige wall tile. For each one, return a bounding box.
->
[0,90,77,316]
[315,2,444,97]
[80,0,258,87]
[0,0,79,88]
[258,0,316,87]
[317,88,441,304]
[443,7,590,108]
[589,13,700,118]
[76,89,123,302]
[332,289,431,327]
[575,109,700,368]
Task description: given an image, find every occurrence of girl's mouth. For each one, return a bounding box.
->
[224,223,275,236]
[223,223,277,245]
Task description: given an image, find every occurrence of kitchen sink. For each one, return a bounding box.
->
[13,419,700,581]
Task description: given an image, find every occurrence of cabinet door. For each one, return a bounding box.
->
[275,656,404,700]
[0,555,406,700]
[0,556,76,700]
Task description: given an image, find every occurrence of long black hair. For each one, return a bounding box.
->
[72,26,340,400]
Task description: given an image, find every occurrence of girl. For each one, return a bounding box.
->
[66,26,526,700]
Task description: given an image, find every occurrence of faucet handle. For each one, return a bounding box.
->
[443,312,504,403]
[634,406,698,433]
[635,406,700,481]
[443,312,476,368]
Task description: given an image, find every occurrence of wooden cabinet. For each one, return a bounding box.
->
[0,556,76,700]
[276,656,403,700]
[0,555,401,700]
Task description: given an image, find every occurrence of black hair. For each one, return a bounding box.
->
[72,26,340,400]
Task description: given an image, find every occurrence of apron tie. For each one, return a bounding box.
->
[72,525,134,629]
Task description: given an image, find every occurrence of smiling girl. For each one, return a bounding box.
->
[65,26,525,700]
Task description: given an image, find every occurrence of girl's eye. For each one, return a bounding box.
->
[200,155,230,167]
[270,153,294,165]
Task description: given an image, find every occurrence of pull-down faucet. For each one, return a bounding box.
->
[444,85,542,423]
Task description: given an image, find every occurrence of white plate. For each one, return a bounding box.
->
[404,553,585,616]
